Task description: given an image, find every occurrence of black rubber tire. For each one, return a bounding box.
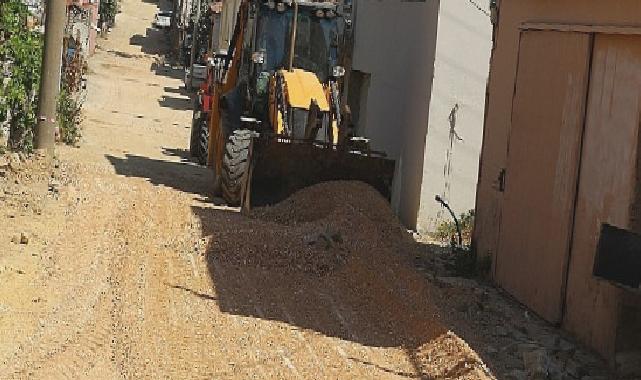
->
[196,118,209,165]
[189,117,200,158]
[221,129,253,206]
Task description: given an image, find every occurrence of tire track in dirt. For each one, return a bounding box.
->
[3,170,204,379]
[3,178,127,379]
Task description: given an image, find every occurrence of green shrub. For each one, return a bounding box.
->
[433,209,475,245]
[0,0,43,152]
[56,88,82,145]
[99,0,118,26]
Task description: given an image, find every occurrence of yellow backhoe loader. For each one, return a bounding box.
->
[201,0,394,208]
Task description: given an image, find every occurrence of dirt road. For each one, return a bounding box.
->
[0,0,479,377]
[0,0,612,379]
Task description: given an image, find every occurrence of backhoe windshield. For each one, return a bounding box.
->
[255,5,339,82]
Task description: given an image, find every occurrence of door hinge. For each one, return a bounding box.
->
[498,168,506,192]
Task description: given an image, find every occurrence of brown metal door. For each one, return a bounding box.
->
[496,31,591,323]
[563,34,641,355]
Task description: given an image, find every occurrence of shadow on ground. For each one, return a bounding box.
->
[188,203,493,379]
[103,49,147,59]
[162,147,192,162]
[127,23,191,107]
[102,149,512,378]
[163,86,192,97]
[129,27,170,56]
[106,153,213,198]
[151,59,185,80]
[158,95,192,111]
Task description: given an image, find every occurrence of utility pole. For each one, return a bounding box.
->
[35,0,66,155]
[188,0,202,89]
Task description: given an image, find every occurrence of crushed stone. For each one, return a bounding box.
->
[209,181,412,275]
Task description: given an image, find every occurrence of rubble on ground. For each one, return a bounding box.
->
[0,151,70,217]
[209,181,412,275]
[414,241,613,380]
[209,180,613,378]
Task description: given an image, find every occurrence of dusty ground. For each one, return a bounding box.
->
[0,0,614,379]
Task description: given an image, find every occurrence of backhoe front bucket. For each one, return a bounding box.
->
[248,139,396,207]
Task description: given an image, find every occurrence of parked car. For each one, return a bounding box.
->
[153,11,172,29]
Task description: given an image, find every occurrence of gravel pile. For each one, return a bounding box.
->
[208,181,412,275]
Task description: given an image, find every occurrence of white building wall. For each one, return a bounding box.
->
[417,0,492,233]
[218,0,242,50]
[351,0,440,228]
[70,22,91,57]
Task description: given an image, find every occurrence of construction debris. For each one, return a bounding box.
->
[209,181,411,276]
[414,241,613,380]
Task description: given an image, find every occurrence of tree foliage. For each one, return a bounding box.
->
[99,0,118,27]
[0,0,43,151]
[57,87,82,145]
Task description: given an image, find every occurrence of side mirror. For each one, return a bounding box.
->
[332,66,345,78]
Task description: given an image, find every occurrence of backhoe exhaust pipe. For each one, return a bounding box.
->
[287,0,298,71]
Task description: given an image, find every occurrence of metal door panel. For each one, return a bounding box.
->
[496,31,591,323]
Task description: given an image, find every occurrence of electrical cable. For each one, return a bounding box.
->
[466,0,490,18]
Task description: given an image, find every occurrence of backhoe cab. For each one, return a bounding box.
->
[193,0,394,209]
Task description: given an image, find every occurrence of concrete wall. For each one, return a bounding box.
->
[66,0,99,56]
[69,19,91,57]
[218,0,241,50]
[417,0,491,233]
[475,0,641,366]
[351,0,440,228]
[67,3,92,57]
[88,1,98,55]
